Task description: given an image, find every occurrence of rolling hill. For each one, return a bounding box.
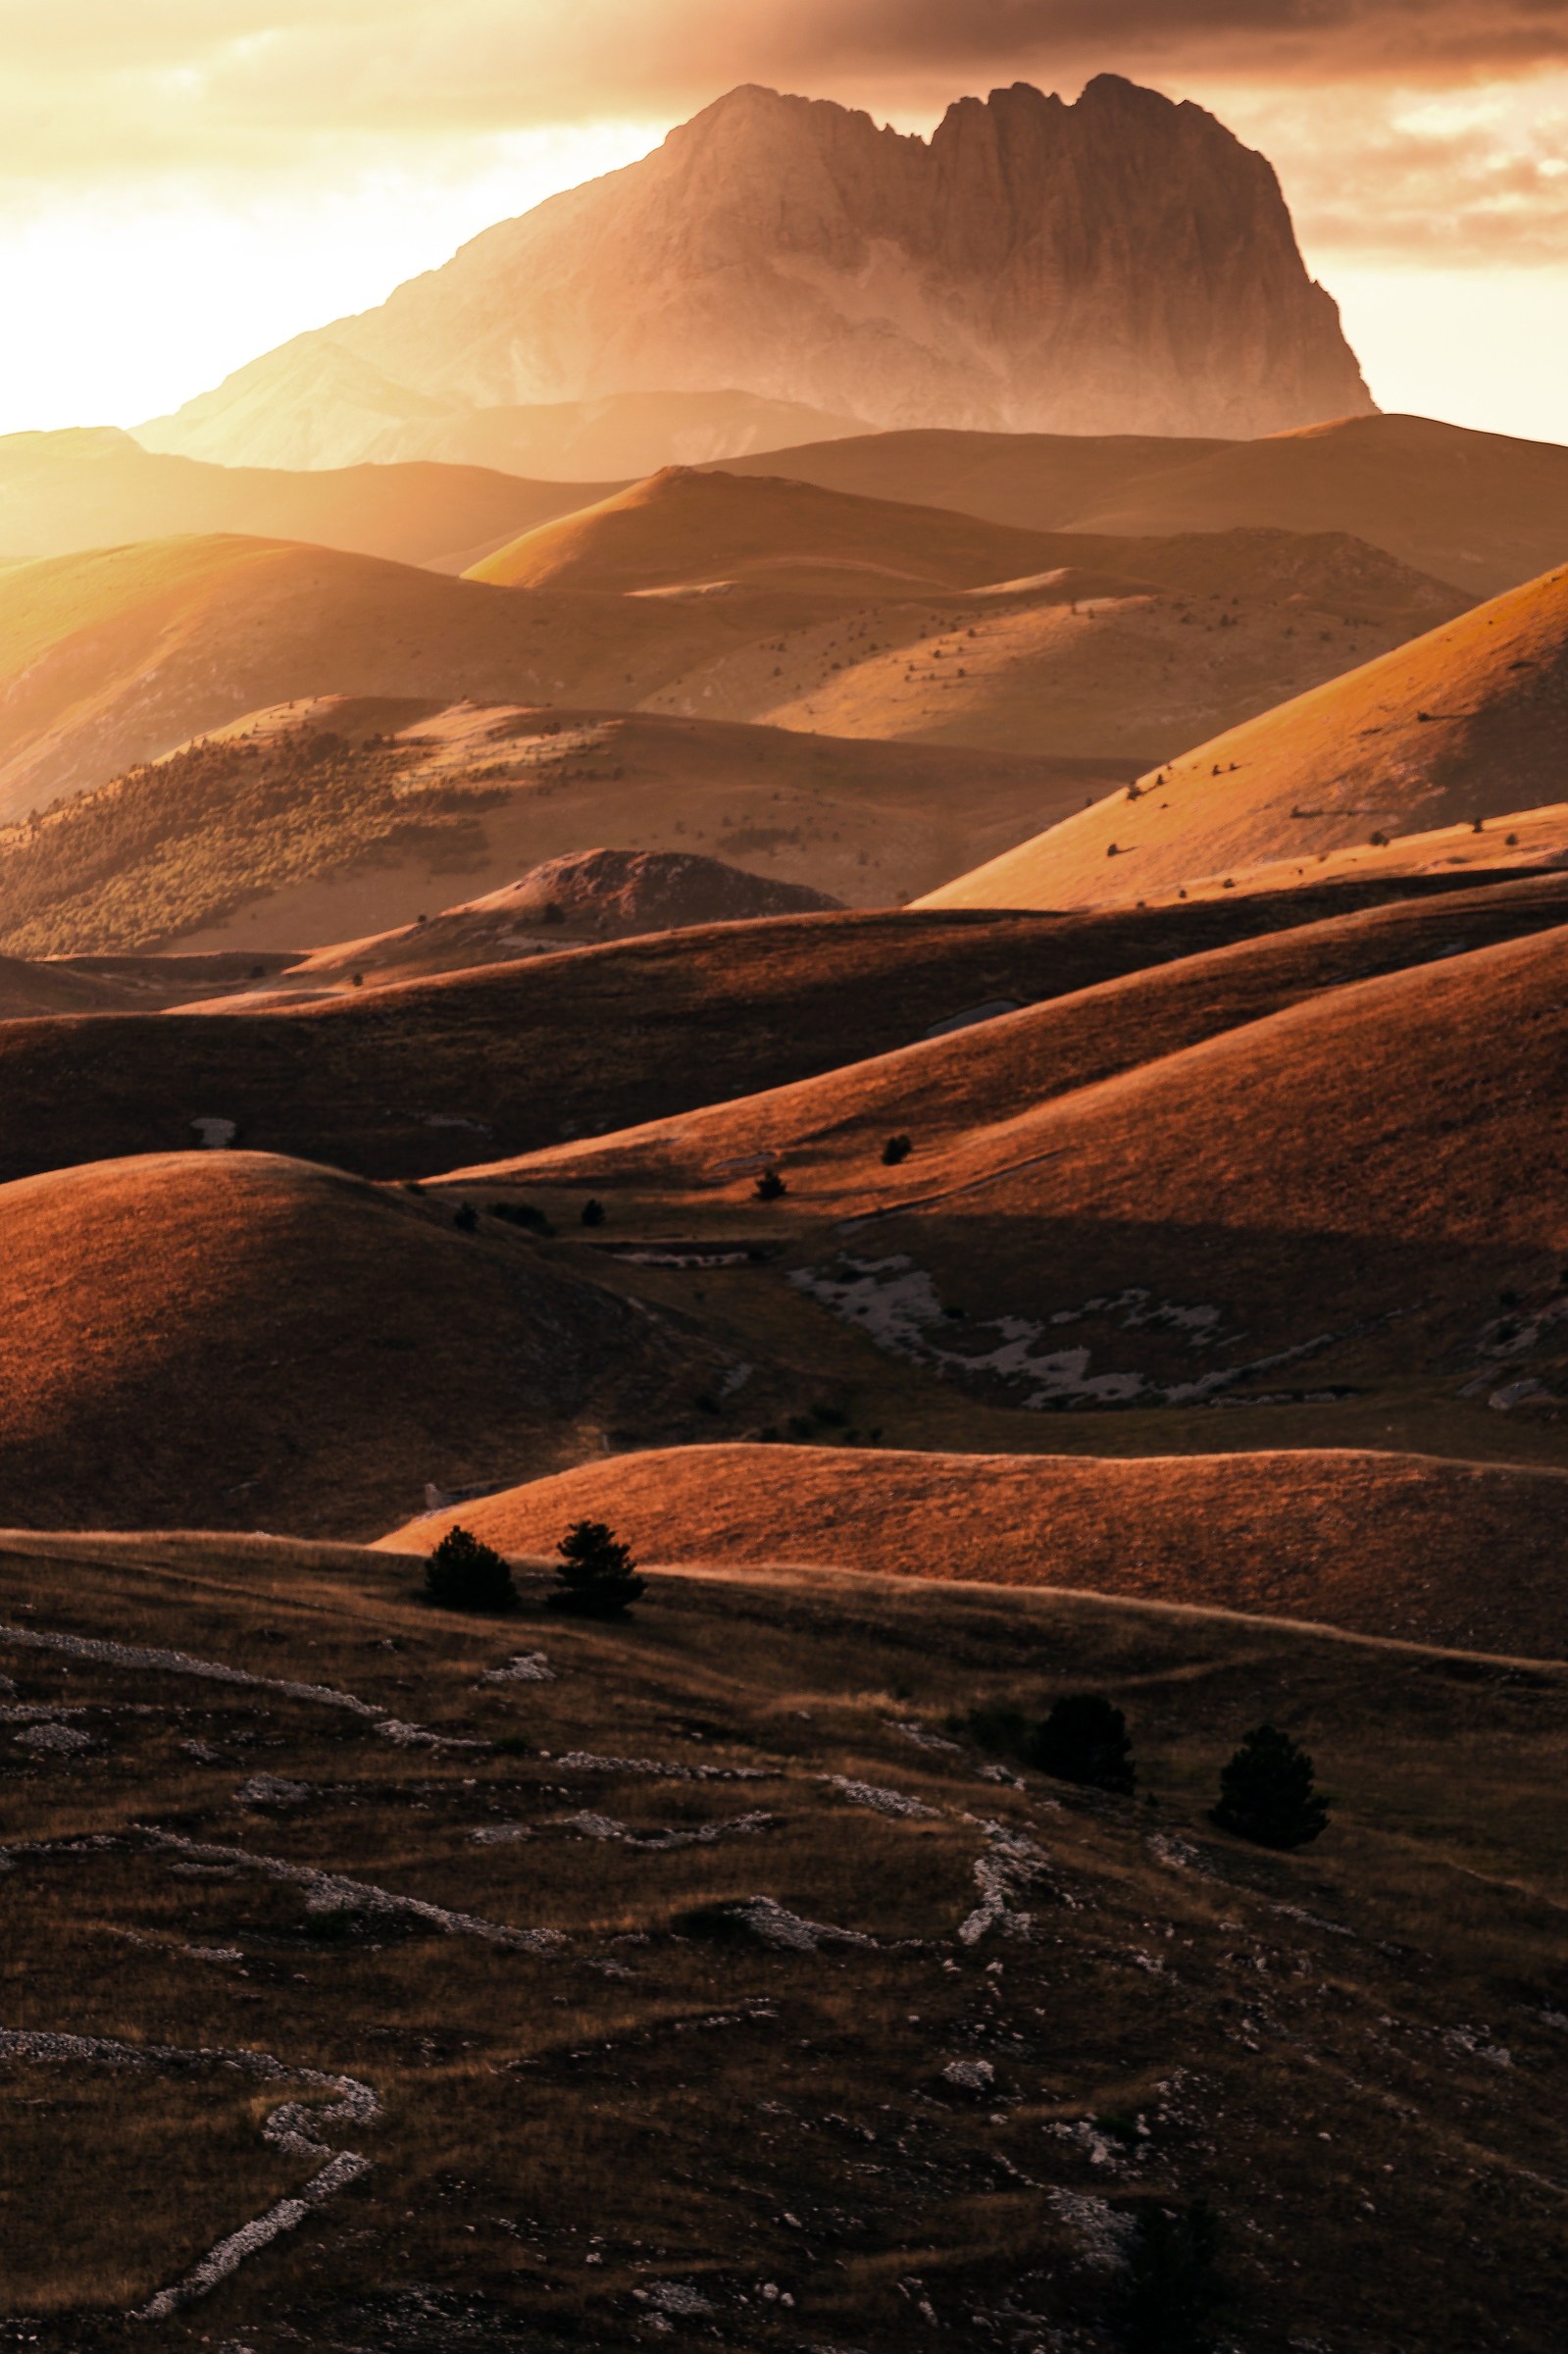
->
[468,465,1121,595]
[0,1151,732,1535]
[382,1441,1568,1657]
[0,536,707,824]
[0,427,616,571]
[471,465,1468,764]
[443,908,1568,1454]
[921,562,1568,907]
[0,885,1528,1185]
[0,694,1117,954]
[716,412,1568,600]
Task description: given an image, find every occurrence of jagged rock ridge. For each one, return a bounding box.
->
[140,78,1372,470]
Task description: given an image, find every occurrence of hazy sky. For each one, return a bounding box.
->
[0,0,1564,443]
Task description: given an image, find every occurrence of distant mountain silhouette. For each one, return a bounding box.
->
[140,77,1372,470]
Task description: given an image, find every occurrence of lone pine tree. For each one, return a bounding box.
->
[1211,1722,1329,1849]
[424,1525,516,1613]
[549,1518,645,1618]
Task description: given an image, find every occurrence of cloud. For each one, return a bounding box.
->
[0,2,1566,269]
[5,3,1568,167]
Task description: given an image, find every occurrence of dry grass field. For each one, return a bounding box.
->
[2,1524,1564,2352]
[925,563,1568,906]
[385,1442,1568,1657]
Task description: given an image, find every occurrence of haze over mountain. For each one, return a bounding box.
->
[0,428,615,572]
[139,78,1372,473]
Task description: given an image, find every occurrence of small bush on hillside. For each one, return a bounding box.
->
[425,1525,516,1614]
[452,1202,479,1232]
[581,1199,606,1228]
[1122,2198,1225,2354]
[1031,1693,1136,1794]
[1210,1723,1329,1850]
[548,1519,645,1619]
[754,1169,788,1201]
[881,1134,913,1166]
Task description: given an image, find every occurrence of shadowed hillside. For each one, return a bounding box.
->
[1,884,1552,1187]
[0,1151,733,1533]
[445,911,1568,1457]
[4,1526,1564,2350]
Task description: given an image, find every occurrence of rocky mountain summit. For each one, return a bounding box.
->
[141,78,1372,471]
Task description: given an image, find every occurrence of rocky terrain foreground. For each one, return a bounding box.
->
[3,1528,1564,2352]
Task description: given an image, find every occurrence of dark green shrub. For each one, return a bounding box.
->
[424,1525,516,1614]
[1122,2198,1224,2353]
[881,1134,913,1166]
[754,1169,787,1201]
[581,1199,606,1228]
[1210,1723,1329,1850]
[452,1202,479,1232]
[1030,1693,1136,1793]
[548,1519,645,1619]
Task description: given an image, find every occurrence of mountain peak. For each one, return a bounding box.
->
[143,77,1374,469]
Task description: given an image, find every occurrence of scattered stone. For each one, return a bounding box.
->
[729,1896,878,1953]
[941,2058,995,2092]
[823,1775,940,1818]
[959,1821,1052,1944]
[15,1721,90,1756]
[480,1654,554,1684]
[235,1774,311,1809]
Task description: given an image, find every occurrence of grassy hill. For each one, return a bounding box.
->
[435,898,1568,1464]
[921,563,1568,906]
[2,1524,1564,2349]
[0,1151,737,1534]
[0,884,1544,1187]
[383,1440,1568,1657]
[715,411,1568,599]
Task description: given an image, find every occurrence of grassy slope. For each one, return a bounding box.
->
[921,563,1568,906]
[0,885,1543,1187]
[382,1440,1568,1657]
[0,1151,732,1535]
[2,1527,1564,2350]
[0,698,1117,956]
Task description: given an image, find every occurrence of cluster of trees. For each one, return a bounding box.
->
[425,1516,644,1620]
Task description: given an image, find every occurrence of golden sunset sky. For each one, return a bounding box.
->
[2,0,1564,443]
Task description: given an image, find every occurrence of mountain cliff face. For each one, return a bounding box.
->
[141,78,1373,470]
